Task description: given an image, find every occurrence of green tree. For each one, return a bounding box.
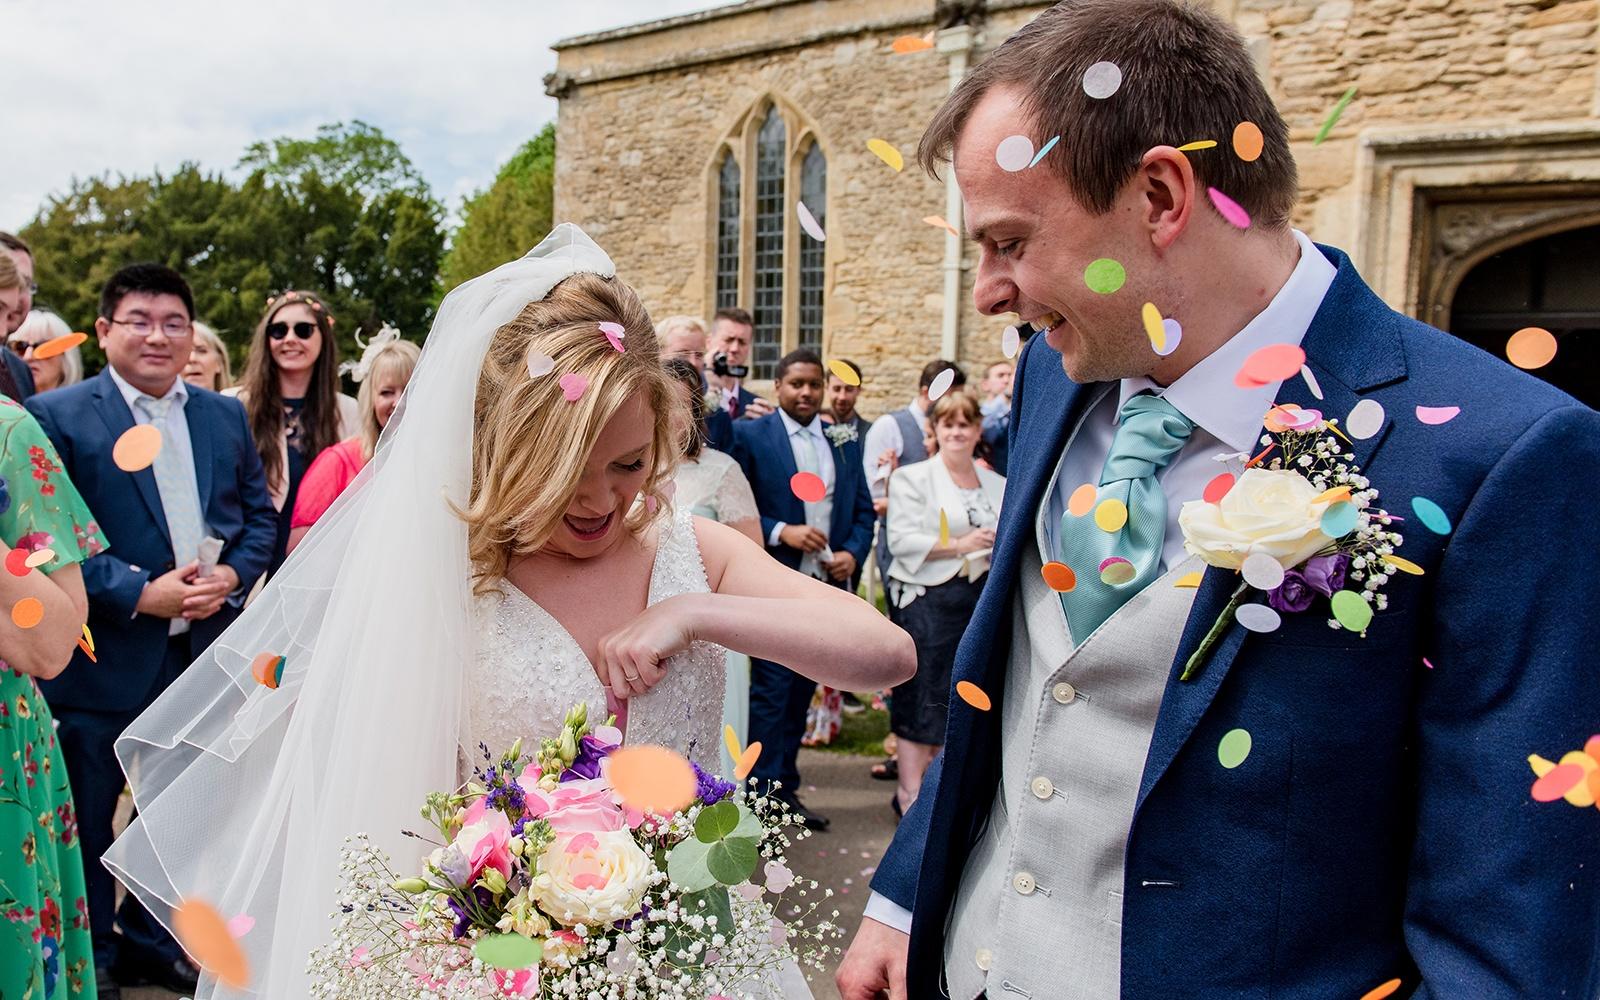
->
[441,123,555,292]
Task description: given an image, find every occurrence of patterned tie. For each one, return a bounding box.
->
[1057,393,1194,641]
[135,395,206,568]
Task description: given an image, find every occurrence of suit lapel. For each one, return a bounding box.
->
[92,373,171,547]
[764,415,803,523]
[1136,244,1410,812]
[184,391,215,523]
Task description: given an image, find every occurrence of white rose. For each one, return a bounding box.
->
[1178,468,1333,571]
[530,830,652,927]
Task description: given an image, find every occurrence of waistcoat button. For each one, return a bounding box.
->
[1012,872,1036,895]
[1052,682,1077,704]
[1031,776,1054,799]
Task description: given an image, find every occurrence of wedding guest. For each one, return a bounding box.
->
[27,263,276,997]
[0,233,41,401]
[885,389,1003,818]
[0,392,106,1000]
[182,321,232,392]
[980,360,1014,475]
[657,315,708,371]
[733,348,876,830]
[822,357,871,440]
[978,360,1013,420]
[664,358,762,779]
[287,329,419,554]
[704,307,772,421]
[226,290,357,576]
[9,309,85,394]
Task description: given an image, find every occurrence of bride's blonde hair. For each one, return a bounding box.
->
[463,272,685,589]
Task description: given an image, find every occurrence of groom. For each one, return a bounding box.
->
[839,2,1600,998]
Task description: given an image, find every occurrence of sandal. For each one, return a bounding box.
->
[891,792,904,821]
[870,757,899,781]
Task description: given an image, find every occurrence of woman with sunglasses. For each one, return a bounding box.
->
[225,291,356,577]
[7,310,84,395]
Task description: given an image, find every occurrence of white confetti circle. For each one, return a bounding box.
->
[1235,603,1282,634]
[1154,318,1183,357]
[928,367,957,401]
[795,201,826,242]
[1082,61,1123,99]
[526,351,555,379]
[1241,552,1286,591]
[1002,325,1021,359]
[1346,398,1386,440]
[995,134,1036,173]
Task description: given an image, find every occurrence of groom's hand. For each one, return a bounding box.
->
[836,917,908,1000]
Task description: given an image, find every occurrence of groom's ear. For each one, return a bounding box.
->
[1135,147,1196,252]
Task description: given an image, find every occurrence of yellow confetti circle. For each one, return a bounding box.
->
[1093,498,1128,533]
[827,359,860,386]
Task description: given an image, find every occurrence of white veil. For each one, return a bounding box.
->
[103,225,617,998]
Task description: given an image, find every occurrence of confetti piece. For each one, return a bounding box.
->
[1093,497,1128,532]
[1027,135,1061,168]
[1532,763,1585,802]
[956,680,992,711]
[1559,751,1599,807]
[1232,121,1265,162]
[4,548,29,576]
[475,932,543,970]
[251,651,285,690]
[174,899,250,989]
[1174,571,1204,588]
[1320,501,1359,538]
[1314,86,1357,146]
[1099,556,1136,586]
[113,424,164,472]
[81,624,95,652]
[1084,258,1126,294]
[1506,327,1557,370]
[866,139,903,172]
[1529,753,1556,779]
[1202,473,1235,504]
[1358,979,1402,1000]
[1300,365,1324,400]
[1586,735,1600,761]
[1330,591,1374,632]
[1416,405,1459,425]
[598,321,626,353]
[938,509,951,548]
[995,134,1036,172]
[23,548,54,569]
[559,373,588,402]
[1422,656,1434,670]
[828,359,860,386]
[1218,728,1253,769]
[1384,554,1424,576]
[928,367,956,401]
[1141,303,1166,352]
[790,472,826,503]
[33,332,88,360]
[1207,187,1252,229]
[1001,325,1021,359]
[608,745,697,814]
[526,351,555,379]
[1241,552,1285,590]
[1235,603,1282,633]
[735,741,762,781]
[1345,398,1386,440]
[796,201,826,242]
[1411,496,1451,535]
[923,215,961,238]
[1245,443,1275,468]
[226,914,255,939]
[1177,140,1218,151]
[11,598,43,629]
[723,725,740,762]
[891,34,934,54]
[1041,561,1077,592]
[1312,486,1352,505]
[78,625,96,662]
[1237,343,1305,386]
[1155,318,1183,356]
[1067,483,1097,517]
[1082,60,1123,99]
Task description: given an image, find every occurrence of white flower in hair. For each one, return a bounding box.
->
[340,323,403,382]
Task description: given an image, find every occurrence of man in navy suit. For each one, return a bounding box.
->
[0,231,41,400]
[28,264,277,998]
[704,307,774,452]
[733,348,875,830]
[839,2,1600,998]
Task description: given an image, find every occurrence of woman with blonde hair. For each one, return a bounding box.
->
[6,309,84,393]
[105,226,914,998]
[286,327,420,552]
[182,321,233,391]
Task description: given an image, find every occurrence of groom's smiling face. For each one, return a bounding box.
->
[549,394,655,556]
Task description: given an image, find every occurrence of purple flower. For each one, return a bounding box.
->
[1301,553,1349,597]
[446,886,496,938]
[1266,570,1315,614]
[693,760,737,805]
[560,732,618,783]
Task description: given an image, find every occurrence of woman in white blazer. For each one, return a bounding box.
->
[885,388,1005,817]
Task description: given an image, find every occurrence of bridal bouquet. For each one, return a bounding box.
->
[308,704,840,999]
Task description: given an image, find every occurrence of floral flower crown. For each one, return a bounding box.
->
[339,323,404,383]
[264,290,336,328]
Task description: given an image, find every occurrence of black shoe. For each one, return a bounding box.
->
[113,954,199,994]
[94,966,121,1000]
[776,790,830,831]
[869,756,899,781]
[891,792,904,821]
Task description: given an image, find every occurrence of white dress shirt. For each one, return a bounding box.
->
[863,400,928,499]
[765,407,836,546]
[863,229,1336,935]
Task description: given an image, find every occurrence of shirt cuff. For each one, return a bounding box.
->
[768,522,787,547]
[863,892,914,935]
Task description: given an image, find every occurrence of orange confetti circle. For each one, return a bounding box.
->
[1506,327,1557,370]
[32,332,88,360]
[735,741,762,781]
[1358,979,1403,1000]
[11,598,43,629]
[1232,121,1264,162]
[1041,561,1077,593]
[891,34,934,54]
[113,424,164,472]
[4,548,31,577]
[1238,343,1306,386]
[789,472,826,504]
[250,651,285,690]
[1203,473,1235,505]
[1067,483,1097,518]
[955,680,992,712]
[174,899,251,989]
[608,744,698,815]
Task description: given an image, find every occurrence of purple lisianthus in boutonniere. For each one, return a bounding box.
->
[1267,553,1349,613]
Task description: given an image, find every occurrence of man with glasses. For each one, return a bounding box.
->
[0,231,41,400]
[26,263,277,999]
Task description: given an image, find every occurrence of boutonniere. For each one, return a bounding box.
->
[1176,405,1414,681]
[824,422,859,448]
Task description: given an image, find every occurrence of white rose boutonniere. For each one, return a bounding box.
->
[1178,468,1333,571]
[824,422,859,448]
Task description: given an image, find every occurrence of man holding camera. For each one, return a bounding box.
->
[703,306,774,451]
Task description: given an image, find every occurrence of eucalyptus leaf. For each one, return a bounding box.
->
[667,835,718,892]
[694,800,740,844]
[706,836,760,886]
[473,932,542,970]
[730,801,764,841]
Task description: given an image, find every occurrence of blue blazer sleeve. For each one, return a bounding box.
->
[730,422,781,545]
[870,752,945,909]
[25,394,150,617]
[1406,404,1600,998]
[218,396,277,589]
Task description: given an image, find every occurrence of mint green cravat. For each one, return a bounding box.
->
[1057,393,1194,641]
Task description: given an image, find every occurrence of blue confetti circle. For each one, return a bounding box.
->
[1319,501,1359,538]
[1411,496,1452,535]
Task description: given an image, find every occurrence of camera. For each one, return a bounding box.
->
[710,351,749,379]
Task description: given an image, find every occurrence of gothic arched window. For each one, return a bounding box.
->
[715,151,740,310]
[798,142,827,358]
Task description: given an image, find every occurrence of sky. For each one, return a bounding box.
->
[7,0,733,230]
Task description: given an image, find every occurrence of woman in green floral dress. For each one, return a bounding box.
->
[0,397,108,999]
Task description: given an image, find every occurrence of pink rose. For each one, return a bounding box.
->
[522,776,626,834]
[492,967,538,997]
[450,798,514,881]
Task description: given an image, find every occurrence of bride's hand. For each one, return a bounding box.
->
[594,595,698,699]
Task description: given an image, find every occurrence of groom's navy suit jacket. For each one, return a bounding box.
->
[871,246,1600,998]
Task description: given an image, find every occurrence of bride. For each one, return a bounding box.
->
[103,225,915,997]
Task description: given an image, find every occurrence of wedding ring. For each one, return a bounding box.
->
[623,670,641,682]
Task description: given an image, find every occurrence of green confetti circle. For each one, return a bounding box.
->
[1084,258,1127,294]
[1218,728,1252,769]
[1330,590,1375,632]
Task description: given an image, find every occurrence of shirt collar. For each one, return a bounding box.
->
[1119,229,1335,453]
[107,365,188,410]
[778,407,819,438]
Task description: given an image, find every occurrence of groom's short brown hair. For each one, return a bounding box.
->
[919,0,1298,230]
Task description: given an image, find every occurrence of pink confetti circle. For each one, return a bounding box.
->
[1416,405,1460,425]
[559,373,589,402]
[1207,187,1252,230]
[599,321,626,352]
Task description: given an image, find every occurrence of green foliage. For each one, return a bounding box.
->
[440,123,555,293]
